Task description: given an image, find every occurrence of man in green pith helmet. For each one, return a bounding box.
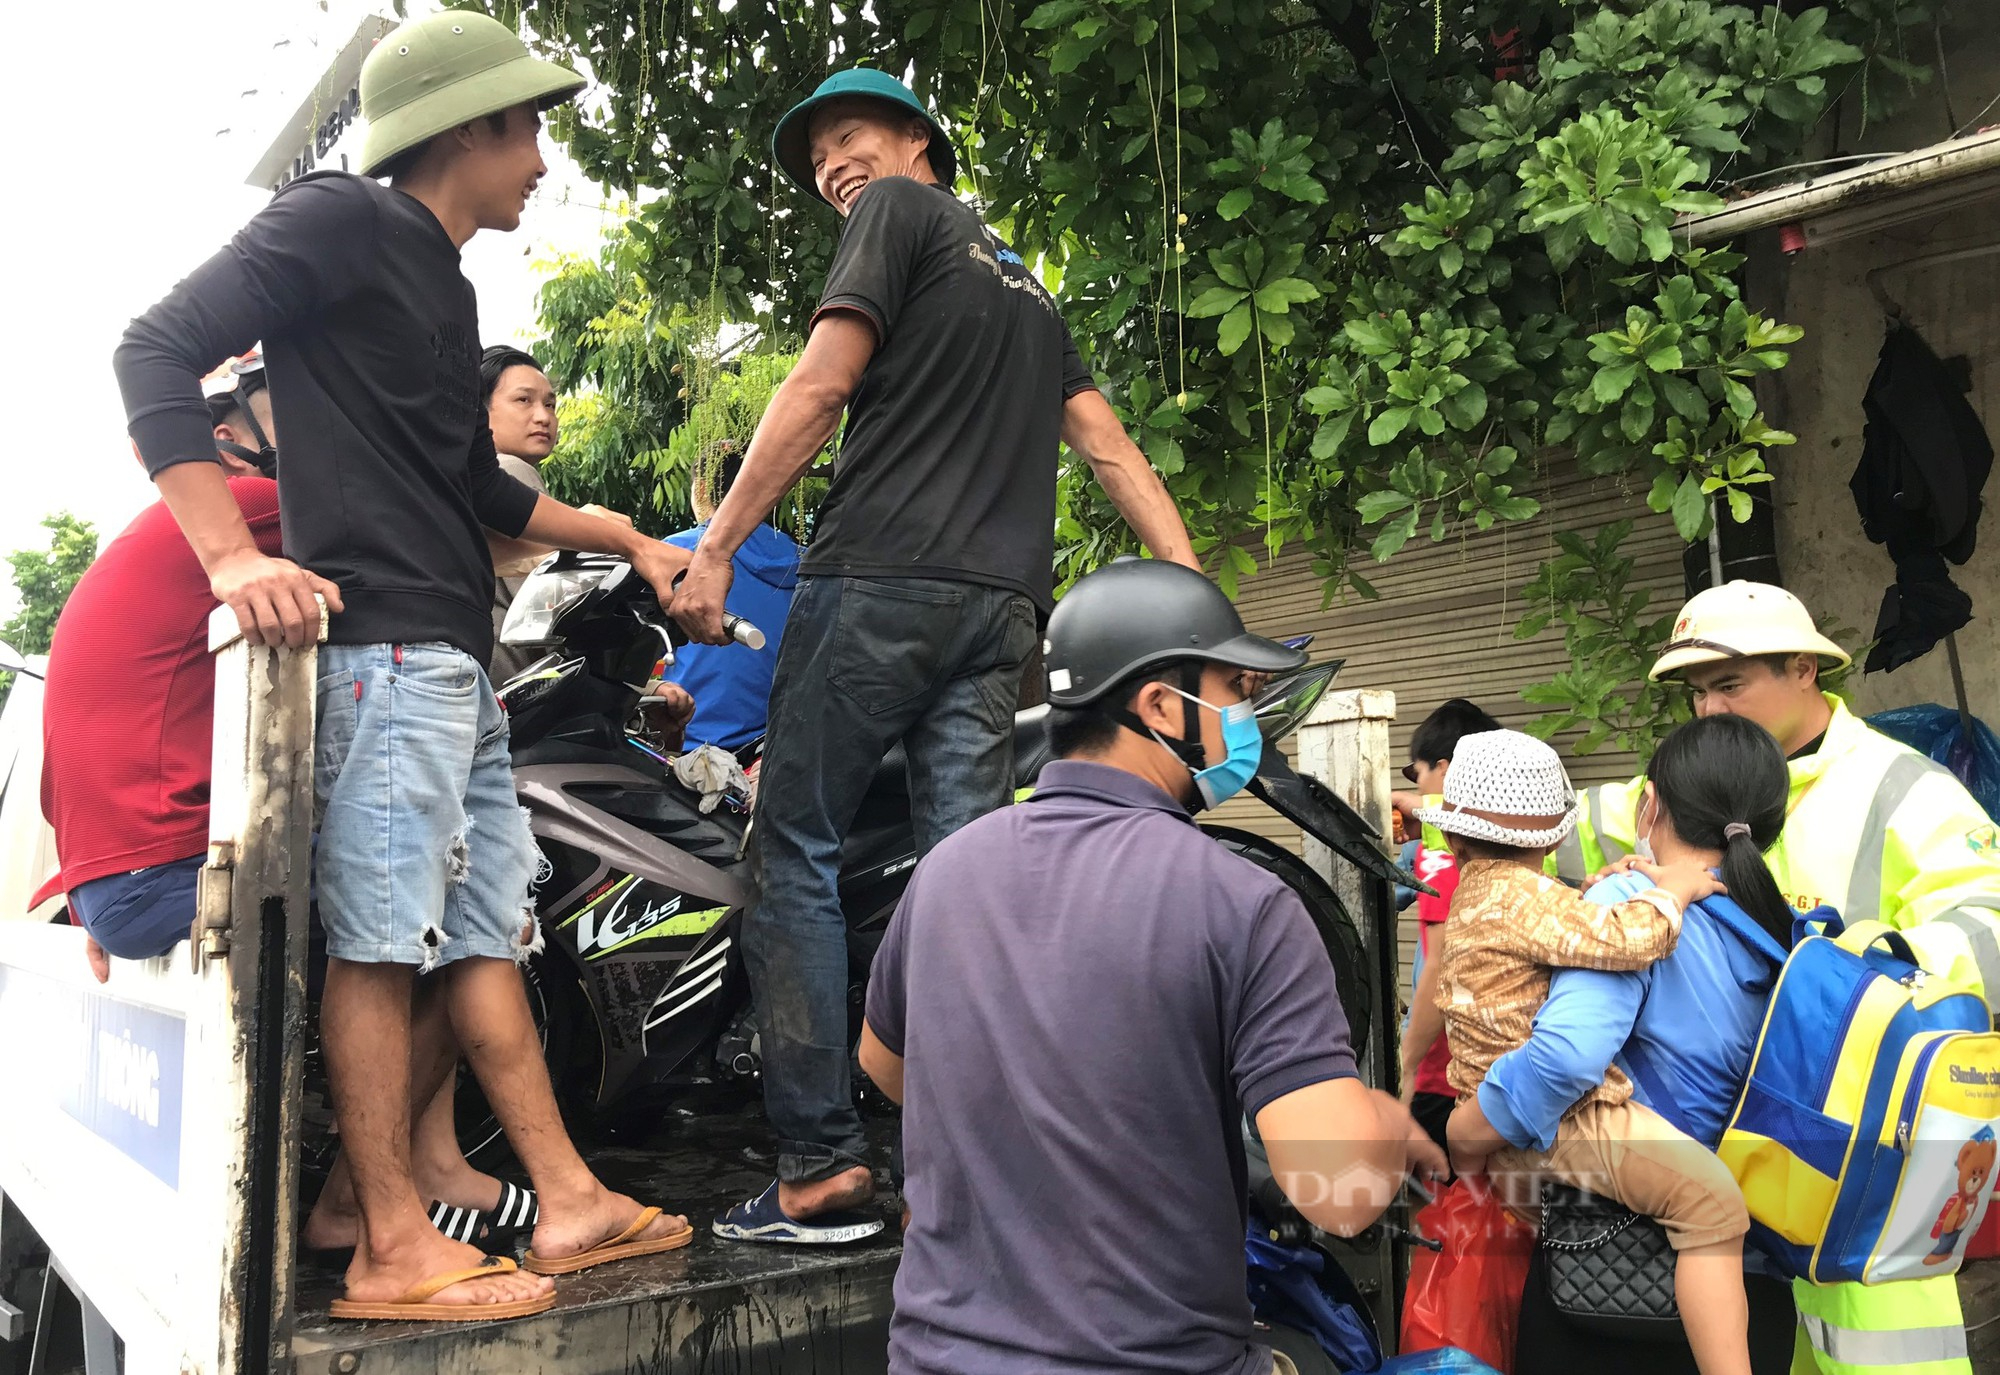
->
[115,10,696,1320]
[673,68,1200,1243]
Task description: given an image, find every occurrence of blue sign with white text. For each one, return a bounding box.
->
[0,967,185,1188]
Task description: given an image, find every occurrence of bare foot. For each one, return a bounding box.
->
[778,1165,875,1222]
[303,1156,362,1252]
[415,1158,509,1220]
[303,1195,360,1253]
[530,1185,689,1265]
[343,1220,552,1309]
[306,1159,510,1252]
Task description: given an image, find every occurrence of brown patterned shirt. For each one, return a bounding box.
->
[1435,858,1682,1105]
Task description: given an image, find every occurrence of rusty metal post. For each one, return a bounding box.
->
[195,602,320,1375]
[1292,687,1403,1345]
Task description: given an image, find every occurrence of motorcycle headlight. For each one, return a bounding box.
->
[500,563,615,646]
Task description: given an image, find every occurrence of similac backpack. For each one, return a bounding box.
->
[1716,909,2000,1284]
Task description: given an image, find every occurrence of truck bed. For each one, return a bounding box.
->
[290,1113,902,1375]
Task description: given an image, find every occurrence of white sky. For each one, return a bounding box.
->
[0,0,625,602]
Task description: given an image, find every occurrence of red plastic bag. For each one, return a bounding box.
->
[1399,1175,1536,1374]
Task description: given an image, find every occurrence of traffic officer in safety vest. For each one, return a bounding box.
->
[1561,580,1999,1375]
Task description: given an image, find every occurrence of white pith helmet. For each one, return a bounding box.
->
[1649,581,1851,682]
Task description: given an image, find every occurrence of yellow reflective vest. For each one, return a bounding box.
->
[1562,694,1996,1374]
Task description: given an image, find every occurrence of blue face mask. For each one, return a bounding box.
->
[1158,686,1264,809]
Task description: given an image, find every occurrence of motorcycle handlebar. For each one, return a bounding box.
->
[651,567,764,650]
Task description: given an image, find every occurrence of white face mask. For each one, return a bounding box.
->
[1633,790,1658,862]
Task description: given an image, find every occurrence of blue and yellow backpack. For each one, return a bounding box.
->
[1717,910,2000,1284]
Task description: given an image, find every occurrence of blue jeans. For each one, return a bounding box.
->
[313,643,540,970]
[751,576,1036,1182]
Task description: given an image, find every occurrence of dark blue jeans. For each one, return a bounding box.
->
[750,575,1036,1183]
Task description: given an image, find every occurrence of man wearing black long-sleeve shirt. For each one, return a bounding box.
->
[115,11,692,1321]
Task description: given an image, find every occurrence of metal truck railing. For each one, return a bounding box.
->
[0,605,319,1375]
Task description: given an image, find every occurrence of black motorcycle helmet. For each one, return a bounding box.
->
[204,353,278,477]
[1044,557,1306,708]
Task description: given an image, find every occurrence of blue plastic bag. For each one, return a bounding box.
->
[1247,1219,1382,1372]
[1377,1352,1503,1375]
[1866,704,2000,821]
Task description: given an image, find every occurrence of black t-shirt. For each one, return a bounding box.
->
[804,177,1097,612]
[114,172,539,664]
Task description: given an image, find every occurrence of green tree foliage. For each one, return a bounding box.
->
[489,0,1935,749]
[0,512,98,709]
[531,225,820,536]
[664,349,826,540]
[529,228,693,535]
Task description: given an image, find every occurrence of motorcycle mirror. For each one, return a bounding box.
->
[0,641,42,680]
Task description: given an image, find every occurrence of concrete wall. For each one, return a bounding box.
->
[1763,26,2000,720]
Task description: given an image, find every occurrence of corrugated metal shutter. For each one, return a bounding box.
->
[1208,461,1687,1000]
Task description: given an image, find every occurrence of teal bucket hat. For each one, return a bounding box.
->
[772,68,956,202]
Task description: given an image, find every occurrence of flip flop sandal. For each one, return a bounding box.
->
[431,1181,540,1251]
[522,1206,695,1275]
[710,1181,885,1245]
[328,1255,556,1322]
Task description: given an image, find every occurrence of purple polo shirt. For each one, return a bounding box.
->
[866,760,1358,1375]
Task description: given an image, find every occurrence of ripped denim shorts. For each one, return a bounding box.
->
[312,642,541,971]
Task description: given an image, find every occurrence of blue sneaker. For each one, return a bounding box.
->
[711,1180,885,1244]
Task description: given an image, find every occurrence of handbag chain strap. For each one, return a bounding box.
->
[1540,1207,1643,1253]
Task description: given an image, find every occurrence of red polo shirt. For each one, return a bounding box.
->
[39,478,283,897]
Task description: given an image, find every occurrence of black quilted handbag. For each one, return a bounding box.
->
[1539,1182,1684,1343]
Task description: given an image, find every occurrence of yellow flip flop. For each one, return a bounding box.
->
[328,1255,556,1322]
[522,1205,695,1275]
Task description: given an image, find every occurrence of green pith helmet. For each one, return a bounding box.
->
[358,10,585,177]
[772,68,956,202]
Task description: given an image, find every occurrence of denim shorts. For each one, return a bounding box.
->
[70,855,204,960]
[312,642,540,970]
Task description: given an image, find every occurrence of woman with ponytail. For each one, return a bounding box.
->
[1448,715,1803,1373]
[1638,714,1793,949]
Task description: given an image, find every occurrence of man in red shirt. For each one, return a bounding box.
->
[41,361,280,980]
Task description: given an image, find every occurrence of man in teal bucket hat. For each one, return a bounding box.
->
[677,68,1201,1244]
[116,9,698,1321]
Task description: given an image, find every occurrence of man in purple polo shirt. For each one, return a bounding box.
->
[860,559,1444,1375]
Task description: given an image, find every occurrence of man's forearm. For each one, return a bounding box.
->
[697,377,845,563]
[1260,1081,1414,1236]
[1089,444,1197,569]
[1062,393,1197,568]
[154,460,261,576]
[517,495,651,559]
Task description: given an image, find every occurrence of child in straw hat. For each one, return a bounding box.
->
[1420,730,1754,1375]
